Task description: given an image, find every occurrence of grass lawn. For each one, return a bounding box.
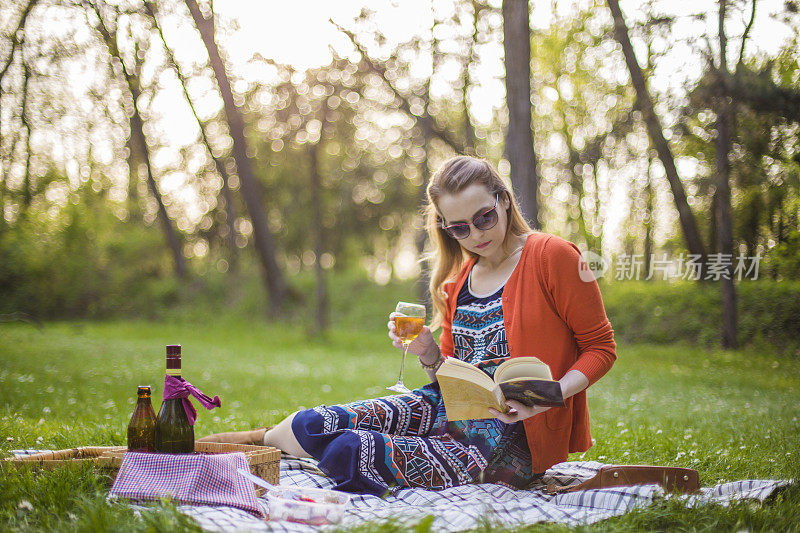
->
[1,316,799,531]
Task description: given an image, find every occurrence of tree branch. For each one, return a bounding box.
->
[737,0,757,70]
[0,0,39,87]
[605,0,707,263]
[1,0,39,182]
[144,0,239,256]
[331,19,466,154]
[718,0,729,75]
[84,0,187,277]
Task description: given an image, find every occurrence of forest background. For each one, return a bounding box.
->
[2,1,800,530]
[1,0,800,350]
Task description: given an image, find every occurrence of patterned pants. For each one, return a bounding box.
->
[292,389,490,495]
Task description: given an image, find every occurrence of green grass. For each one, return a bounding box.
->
[1,316,799,531]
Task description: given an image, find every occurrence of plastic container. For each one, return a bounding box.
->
[266,486,351,525]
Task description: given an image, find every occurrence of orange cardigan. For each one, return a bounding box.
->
[439,232,617,473]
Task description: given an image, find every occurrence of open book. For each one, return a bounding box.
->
[436,356,565,421]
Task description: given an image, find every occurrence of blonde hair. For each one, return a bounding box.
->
[425,156,534,329]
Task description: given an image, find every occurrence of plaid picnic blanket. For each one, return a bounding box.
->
[11,450,790,530]
[179,456,790,531]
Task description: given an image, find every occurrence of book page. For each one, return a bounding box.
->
[436,358,505,420]
[437,373,506,420]
[493,356,553,384]
[436,358,496,389]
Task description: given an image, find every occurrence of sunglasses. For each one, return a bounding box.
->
[440,195,500,240]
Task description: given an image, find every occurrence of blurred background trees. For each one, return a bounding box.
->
[0,0,798,349]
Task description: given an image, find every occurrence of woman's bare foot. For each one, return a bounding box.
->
[197,427,269,445]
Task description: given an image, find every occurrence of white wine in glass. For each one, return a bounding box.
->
[387,302,426,393]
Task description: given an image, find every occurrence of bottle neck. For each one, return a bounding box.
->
[137,394,152,404]
[166,353,181,377]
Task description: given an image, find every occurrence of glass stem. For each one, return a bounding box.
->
[396,343,409,386]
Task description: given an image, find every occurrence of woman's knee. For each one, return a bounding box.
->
[264,411,310,457]
[289,407,328,438]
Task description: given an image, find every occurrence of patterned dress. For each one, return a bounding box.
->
[292,273,538,495]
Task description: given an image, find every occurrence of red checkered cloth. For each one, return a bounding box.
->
[109,451,263,517]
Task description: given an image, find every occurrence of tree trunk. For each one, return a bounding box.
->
[642,39,654,278]
[555,92,593,250]
[184,0,289,311]
[715,0,738,349]
[709,188,719,254]
[606,0,707,269]
[0,0,38,210]
[416,15,446,305]
[643,152,654,278]
[591,162,604,256]
[741,190,760,260]
[462,0,482,153]
[0,0,38,111]
[776,199,786,243]
[417,76,434,306]
[86,1,187,278]
[125,117,142,222]
[218,180,239,271]
[502,0,539,227]
[567,144,591,249]
[130,106,188,278]
[146,1,238,269]
[308,142,327,333]
[0,154,4,230]
[20,61,32,210]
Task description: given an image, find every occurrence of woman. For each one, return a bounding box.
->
[202,156,616,495]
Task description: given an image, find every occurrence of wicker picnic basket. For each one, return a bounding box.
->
[6,442,281,487]
[5,446,127,471]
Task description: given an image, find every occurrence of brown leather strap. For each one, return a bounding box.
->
[547,465,700,494]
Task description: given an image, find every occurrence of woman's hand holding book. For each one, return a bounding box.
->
[488,400,552,423]
[488,369,589,423]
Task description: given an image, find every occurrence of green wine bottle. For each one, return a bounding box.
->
[154,344,194,453]
[127,385,156,452]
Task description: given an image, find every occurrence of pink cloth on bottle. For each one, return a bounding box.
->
[162,375,221,425]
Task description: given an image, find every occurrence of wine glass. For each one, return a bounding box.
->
[387,302,426,393]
